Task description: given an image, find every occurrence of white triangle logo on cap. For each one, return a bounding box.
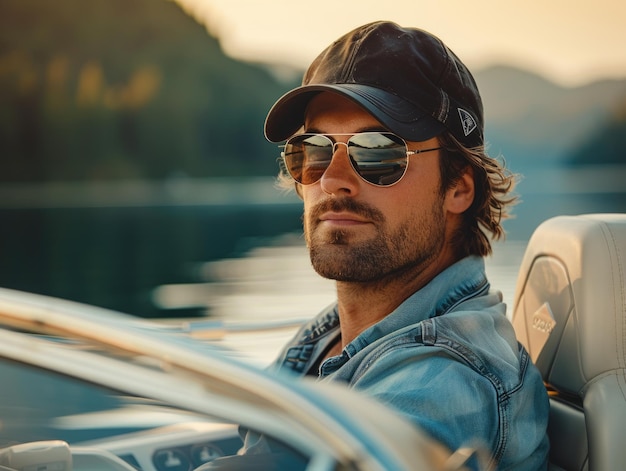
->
[458,108,477,136]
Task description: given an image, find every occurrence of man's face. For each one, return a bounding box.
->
[300,92,449,283]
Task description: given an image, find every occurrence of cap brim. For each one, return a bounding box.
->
[264,83,446,142]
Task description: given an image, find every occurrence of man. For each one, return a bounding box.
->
[263,21,548,469]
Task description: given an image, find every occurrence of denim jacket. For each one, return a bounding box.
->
[271,256,549,470]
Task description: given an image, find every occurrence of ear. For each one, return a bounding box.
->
[445,167,474,214]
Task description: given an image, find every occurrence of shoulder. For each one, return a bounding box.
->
[348,311,547,464]
[353,306,526,393]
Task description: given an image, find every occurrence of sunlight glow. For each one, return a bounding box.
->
[176,0,626,87]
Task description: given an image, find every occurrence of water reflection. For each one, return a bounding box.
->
[154,237,526,323]
[153,234,335,322]
[153,235,528,366]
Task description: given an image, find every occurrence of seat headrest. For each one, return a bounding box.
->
[512,214,626,395]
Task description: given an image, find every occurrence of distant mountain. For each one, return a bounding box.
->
[474,65,626,171]
[567,98,626,166]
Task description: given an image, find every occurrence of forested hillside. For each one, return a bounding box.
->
[0,0,299,182]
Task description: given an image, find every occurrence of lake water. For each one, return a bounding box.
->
[0,165,624,360]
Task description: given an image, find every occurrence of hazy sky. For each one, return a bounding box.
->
[177,0,626,87]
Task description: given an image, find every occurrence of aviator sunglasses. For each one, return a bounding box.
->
[280,132,442,187]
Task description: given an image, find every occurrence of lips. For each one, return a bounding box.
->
[309,198,385,228]
[319,212,370,226]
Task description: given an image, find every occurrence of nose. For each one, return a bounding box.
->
[319,141,361,196]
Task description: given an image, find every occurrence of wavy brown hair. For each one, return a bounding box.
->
[437,132,518,258]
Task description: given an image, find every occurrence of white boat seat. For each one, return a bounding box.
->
[512,214,626,471]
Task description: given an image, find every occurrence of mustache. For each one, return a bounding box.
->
[307,198,385,224]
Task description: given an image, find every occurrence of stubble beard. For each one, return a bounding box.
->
[304,198,446,283]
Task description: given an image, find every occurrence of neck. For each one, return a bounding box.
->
[333,249,458,348]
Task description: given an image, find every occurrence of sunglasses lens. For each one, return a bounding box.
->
[283,134,333,185]
[348,133,408,186]
[282,133,409,186]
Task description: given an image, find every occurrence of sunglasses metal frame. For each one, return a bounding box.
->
[280,132,442,187]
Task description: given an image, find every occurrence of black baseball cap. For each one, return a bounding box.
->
[264,21,483,148]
